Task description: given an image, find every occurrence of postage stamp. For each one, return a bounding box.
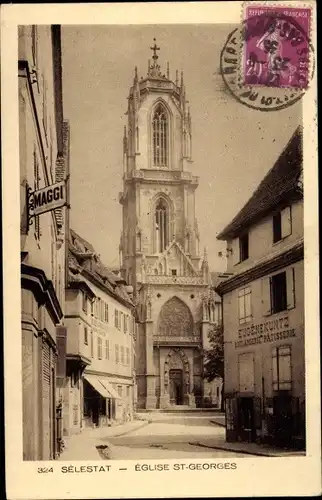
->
[243,5,312,89]
[220,3,314,111]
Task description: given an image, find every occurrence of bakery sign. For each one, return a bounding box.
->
[235,315,296,348]
[27,180,69,226]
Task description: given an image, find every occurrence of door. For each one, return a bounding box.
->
[169,369,183,405]
[273,392,293,447]
[238,397,256,442]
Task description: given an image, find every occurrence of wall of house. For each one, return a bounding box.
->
[226,200,303,273]
[19,25,66,460]
[224,259,304,395]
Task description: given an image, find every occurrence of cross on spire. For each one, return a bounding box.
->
[150,38,160,61]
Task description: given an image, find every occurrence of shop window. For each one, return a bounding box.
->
[272,346,292,391]
[239,233,249,262]
[97,337,102,360]
[115,344,119,364]
[273,206,292,243]
[238,287,252,324]
[84,326,88,345]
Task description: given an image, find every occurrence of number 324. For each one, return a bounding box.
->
[37,467,54,473]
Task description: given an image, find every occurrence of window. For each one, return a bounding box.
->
[114,309,118,328]
[97,337,102,359]
[90,330,94,358]
[152,104,168,167]
[273,206,292,243]
[84,326,88,345]
[272,346,292,391]
[238,287,252,324]
[115,344,119,364]
[105,339,109,360]
[82,291,87,312]
[42,74,48,140]
[104,303,109,323]
[31,25,38,66]
[33,148,40,239]
[126,347,130,366]
[120,346,124,364]
[120,312,123,331]
[171,269,177,276]
[155,198,168,253]
[271,271,287,313]
[239,233,249,262]
[124,315,128,333]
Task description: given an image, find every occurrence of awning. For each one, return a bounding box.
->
[84,374,110,399]
[84,374,121,399]
[99,378,122,399]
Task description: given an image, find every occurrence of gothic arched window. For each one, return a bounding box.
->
[152,104,168,167]
[155,198,168,253]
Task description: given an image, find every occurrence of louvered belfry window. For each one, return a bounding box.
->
[152,104,168,167]
[155,198,168,253]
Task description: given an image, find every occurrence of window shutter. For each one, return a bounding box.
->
[261,277,272,316]
[286,267,295,310]
[239,353,254,392]
[281,206,292,238]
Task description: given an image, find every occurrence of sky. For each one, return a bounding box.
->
[61,24,301,272]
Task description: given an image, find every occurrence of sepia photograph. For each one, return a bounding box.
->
[2,2,320,498]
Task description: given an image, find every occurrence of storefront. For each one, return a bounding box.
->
[83,374,122,427]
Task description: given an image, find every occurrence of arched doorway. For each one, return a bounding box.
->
[164,348,190,406]
[158,297,194,407]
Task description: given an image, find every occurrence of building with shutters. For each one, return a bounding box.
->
[119,41,220,410]
[63,229,136,436]
[19,25,69,460]
[216,127,305,450]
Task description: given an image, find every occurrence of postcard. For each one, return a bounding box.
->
[1,1,320,498]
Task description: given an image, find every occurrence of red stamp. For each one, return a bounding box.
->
[243,5,311,89]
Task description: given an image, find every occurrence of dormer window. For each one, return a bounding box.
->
[152,104,168,167]
[273,206,292,243]
[239,233,249,262]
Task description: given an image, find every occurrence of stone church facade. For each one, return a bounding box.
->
[119,41,218,409]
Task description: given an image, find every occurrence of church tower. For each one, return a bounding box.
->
[119,40,216,409]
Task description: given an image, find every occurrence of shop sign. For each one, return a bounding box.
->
[26,180,69,228]
[235,315,296,348]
